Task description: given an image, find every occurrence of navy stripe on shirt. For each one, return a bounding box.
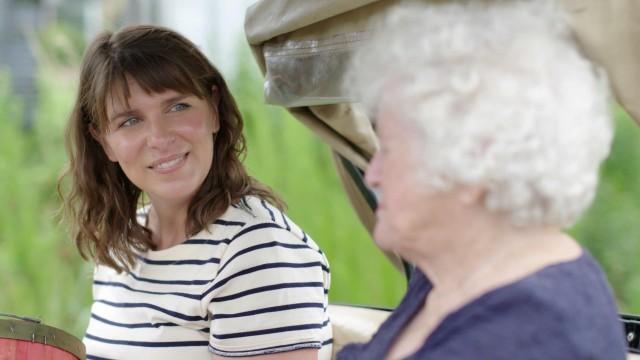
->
[241,197,253,211]
[182,238,231,246]
[203,261,326,297]
[211,320,330,340]
[211,282,325,303]
[91,313,179,329]
[91,313,211,333]
[261,199,275,222]
[214,219,245,227]
[95,299,207,322]
[137,256,221,266]
[86,354,117,360]
[85,333,209,347]
[216,241,314,274]
[128,272,212,286]
[94,280,201,300]
[280,211,291,231]
[134,215,244,228]
[209,340,322,355]
[211,302,324,320]
[231,222,284,241]
[97,262,326,301]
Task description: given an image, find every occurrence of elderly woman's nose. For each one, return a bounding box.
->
[146,118,176,148]
[365,151,382,188]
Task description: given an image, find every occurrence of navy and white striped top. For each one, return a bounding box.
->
[84,196,332,359]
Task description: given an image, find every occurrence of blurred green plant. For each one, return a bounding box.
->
[30,22,85,68]
[0,68,92,337]
[570,107,640,312]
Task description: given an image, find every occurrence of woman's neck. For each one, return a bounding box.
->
[146,200,189,250]
[411,215,580,296]
[384,221,581,360]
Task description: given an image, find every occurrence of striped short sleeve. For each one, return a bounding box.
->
[204,221,331,357]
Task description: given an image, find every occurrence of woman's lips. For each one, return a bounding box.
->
[149,152,188,173]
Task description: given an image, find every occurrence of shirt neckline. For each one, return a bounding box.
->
[388,251,589,358]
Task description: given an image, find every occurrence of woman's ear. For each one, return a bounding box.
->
[89,123,118,162]
[457,185,486,206]
[210,86,221,134]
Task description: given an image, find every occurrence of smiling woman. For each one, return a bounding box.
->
[58,25,332,360]
[99,82,219,243]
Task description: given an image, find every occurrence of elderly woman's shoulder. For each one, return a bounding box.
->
[443,253,625,359]
[510,251,618,312]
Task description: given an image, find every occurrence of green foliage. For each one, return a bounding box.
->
[0,69,92,337]
[31,22,85,68]
[570,107,640,313]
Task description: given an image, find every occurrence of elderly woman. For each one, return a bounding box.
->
[338,1,626,359]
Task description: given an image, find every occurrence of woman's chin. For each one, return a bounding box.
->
[373,224,397,252]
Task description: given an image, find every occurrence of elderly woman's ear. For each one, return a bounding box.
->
[457,185,486,206]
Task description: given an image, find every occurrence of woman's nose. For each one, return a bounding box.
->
[146,117,176,149]
[365,151,382,189]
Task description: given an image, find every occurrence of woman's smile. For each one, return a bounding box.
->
[100,78,219,206]
[148,152,189,173]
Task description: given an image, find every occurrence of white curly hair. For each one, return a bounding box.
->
[348,0,613,228]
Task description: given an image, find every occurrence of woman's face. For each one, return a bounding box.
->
[100,79,218,208]
[365,98,465,257]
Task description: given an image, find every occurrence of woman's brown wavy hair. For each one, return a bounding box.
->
[59,24,283,273]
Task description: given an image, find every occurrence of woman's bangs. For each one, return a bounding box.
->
[96,54,206,131]
[124,54,204,98]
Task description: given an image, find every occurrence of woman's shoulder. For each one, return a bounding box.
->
[205,196,320,250]
[425,252,626,359]
[221,196,289,227]
[466,252,619,323]
[512,250,618,313]
[203,196,330,293]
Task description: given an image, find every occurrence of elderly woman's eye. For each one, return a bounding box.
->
[170,103,190,112]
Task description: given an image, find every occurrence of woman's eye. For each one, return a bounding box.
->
[170,103,190,112]
[120,117,140,128]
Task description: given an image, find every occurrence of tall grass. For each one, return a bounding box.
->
[0,68,92,337]
[570,107,640,312]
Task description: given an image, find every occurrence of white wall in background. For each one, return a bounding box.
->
[80,0,255,77]
[158,0,254,76]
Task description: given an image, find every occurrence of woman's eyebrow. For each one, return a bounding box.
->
[109,109,137,123]
[161,94,191,106]
[108,95,192,122]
